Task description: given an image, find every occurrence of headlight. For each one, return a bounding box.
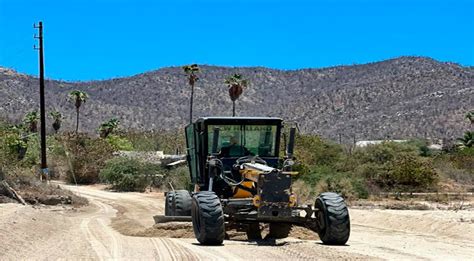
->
[253,195,261,207]
[289,193,297,207]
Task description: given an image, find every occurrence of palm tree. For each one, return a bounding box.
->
[183,64,200,124]
[225,74,249,116]
[49,111,63,133]
[23,111,39,133]
[465,111,474,125]
[457,131,473,148]
[68,90,89,134]
[99,118,120,138]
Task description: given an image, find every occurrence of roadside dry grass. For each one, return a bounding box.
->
[350,195,474,211]
[1,172,87,207]
[18,182,88,207]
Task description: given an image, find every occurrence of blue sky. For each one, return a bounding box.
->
[0,0,473,81]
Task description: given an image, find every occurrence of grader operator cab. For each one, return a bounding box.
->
[164,117,350,245]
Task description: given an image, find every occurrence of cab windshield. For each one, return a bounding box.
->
[208,125,278,157]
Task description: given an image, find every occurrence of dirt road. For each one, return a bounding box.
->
[1,184,473,260]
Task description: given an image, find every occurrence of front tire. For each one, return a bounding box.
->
[192,191,225,245]
[316,192,350,245]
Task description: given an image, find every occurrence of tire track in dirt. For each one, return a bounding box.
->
[162,237,202,260]
[150,238,164,260]
[80,200,123,260]
[95,201,122,258]
[171,239,228,260]
[150,238,175,260]
[149,237,203,261]
[80,217,108,260]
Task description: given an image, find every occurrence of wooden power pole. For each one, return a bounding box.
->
[34,21,48,181]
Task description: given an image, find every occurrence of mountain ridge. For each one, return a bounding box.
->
[2,55,467,83]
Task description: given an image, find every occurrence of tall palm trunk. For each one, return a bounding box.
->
[232,101,236,117]
[189,83,194,124]
[75,107,80,134]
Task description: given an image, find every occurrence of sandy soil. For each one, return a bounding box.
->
[1,184,473,260]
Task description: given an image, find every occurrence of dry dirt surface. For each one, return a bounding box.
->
[1,184,473,260]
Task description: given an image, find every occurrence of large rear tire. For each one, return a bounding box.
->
[267,223,292,239]
[174,190,192,216]
[191,191,225,245]
[316,192,350,245]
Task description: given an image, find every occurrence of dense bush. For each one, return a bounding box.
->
[99,157,192,192]
[387,154,438,189]
[301,166,368,200]
[353,142,439,191]
[100,158,150,191]
[293,135,369,199]
[61,134,114,184]
[99,157,161,192]
[294,134,342,168]
[294,137,441,197]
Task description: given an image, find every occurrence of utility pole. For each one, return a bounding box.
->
[34,21,48,182]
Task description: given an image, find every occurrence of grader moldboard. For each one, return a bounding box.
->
[159,117,350,245]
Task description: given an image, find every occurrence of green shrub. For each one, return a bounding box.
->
[301,165,336,185]
[4,133,28,160]
[300,166,368,200]
[354,162,388,182]
[23,134,40,166]
[388,154,439,189]
[352,143,439,190]
[106,135,134,151]
[294,134,343,167]
[100,157,161,192]
[316,176,356,200]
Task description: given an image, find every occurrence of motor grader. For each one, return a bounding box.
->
[163,117,350,245]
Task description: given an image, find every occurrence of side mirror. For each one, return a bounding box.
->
[286,127,296,159]
[211,127,220,155]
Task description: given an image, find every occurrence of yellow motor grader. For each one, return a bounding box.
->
[162,117,350,245]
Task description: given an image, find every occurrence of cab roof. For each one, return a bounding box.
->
[197,116,282,121]
[195,116,283,125]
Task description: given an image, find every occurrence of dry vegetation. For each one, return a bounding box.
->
[1,112,472,205]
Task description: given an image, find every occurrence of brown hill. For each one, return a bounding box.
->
[0,56,472,141]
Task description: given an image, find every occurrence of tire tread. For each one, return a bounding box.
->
[316,192,350,245]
